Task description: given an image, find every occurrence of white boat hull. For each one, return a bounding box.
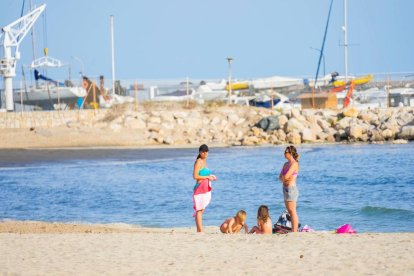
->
[13,85,87,109]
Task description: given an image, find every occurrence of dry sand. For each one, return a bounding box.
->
[0,221,413,275]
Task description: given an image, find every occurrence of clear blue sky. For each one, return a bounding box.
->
[1,0,413,81]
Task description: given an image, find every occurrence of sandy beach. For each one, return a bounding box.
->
[0,221,413,275]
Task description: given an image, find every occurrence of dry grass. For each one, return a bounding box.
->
[182,100,197,109]
[100,104,129,122]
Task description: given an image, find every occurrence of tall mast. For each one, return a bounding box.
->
[110,15,115,96]
[343,0,348,84]
[29,0,37,61]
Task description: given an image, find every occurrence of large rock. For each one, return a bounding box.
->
[336,117,353,130]
[242,135,260,146]
[398,125,414,140]
[301,128,317,143]
[257,117,269,130]
[369,129,385,142]
[309,122,323,134]
[286,130,301,144]
[317,118,331,131]
[266,116,280,131]
[335,129,347,142]
[358,110,374,122]
[277,129,287,142]
[278,115,289,128]
[349,125,363,140]
[291,109,307,122]
[163,136,174,145]
[252,126,264,137]
[316,132,329,141]
[380,118,400,133]
[381,129,395,140]
[285,118,305,133]
[304,114,317,125]
[269,134,283,145]
[396,112,414,126]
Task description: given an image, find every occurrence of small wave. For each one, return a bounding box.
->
[361,206,414,216]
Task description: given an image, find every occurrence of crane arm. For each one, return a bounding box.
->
[1,4,46,49]
[1,4,46,111]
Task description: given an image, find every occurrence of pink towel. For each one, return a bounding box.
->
[335,224,357,234]
[193,178,212,217]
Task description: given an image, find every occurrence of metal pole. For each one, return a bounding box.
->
[29,0,37,62]
[186,76,189,107]
[344,0,348,84]
[20,79,23,114]
[227,57,233,105]
[93,78,97,113]
[110,15,116,97]
[387,76,390,109]
[4,77,14,111]
[134,81,138,110]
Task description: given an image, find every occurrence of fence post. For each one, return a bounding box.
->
[134,80,139,111]
[386,76,390,109]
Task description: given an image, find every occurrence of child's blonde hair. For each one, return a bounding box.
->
[236,210,247,223]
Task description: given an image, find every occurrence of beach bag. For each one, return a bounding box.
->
[335,224,357,234]
[273,210,300,234]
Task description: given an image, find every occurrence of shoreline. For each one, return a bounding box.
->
[0,142,411,165]
[1,220,413,275]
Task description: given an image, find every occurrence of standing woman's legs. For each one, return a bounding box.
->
[285,201,298,232]
[195,209,204,232]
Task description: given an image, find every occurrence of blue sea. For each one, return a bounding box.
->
[0,144,413,233]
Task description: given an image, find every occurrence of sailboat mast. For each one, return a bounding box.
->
[110,15,115,96]
[343,0,348,84]
[29,0,36,61]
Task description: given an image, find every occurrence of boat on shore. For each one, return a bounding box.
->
[14,56,86,110]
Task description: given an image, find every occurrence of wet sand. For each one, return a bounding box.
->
[0,147,197,166]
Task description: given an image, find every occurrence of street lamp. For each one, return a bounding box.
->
[227,57,233,105]
[310,47,326,77]
[71,56,85,77]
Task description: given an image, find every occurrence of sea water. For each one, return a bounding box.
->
[0,144,413,233]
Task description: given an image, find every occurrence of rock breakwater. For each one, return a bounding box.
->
[0,103,413,148]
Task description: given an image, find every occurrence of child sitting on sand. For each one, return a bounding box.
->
[220,210,248,234]
[249,205,272,234]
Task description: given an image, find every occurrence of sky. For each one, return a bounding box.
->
[1,0,414,82]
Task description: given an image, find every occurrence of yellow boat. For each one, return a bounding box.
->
[226,82,249,91]
[333,74,373,87]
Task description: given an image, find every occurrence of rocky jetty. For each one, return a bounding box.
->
[0,102,413,148]
[244,107,414,145]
